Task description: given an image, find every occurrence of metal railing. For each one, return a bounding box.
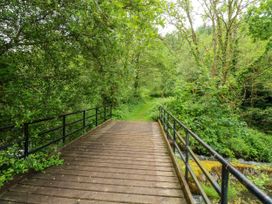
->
[0,106,112,158]
[159,106,272,204]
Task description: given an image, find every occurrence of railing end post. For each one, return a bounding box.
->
[221,164,229,204]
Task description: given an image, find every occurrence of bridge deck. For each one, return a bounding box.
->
[0,121,187,204]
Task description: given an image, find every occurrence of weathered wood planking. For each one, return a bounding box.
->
[0,121,188,204]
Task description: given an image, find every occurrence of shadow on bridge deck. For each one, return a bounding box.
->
[0,120,190,204]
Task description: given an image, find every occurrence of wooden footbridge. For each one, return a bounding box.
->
[0,106,271,204]
[0,121,190,204]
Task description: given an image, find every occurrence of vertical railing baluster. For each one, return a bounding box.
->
[165,112,168,136]
[104,106,106,121]
[62,115,66,144]
[164,110,166,131]
[161,108,164,127]
[159,107,162,122]
[23,123,29,158]
[173,120,176,153]
[163,110,165,129]
[166,113,170,139]
[185,130,190,181]
[162,107,163,122]
[95,107,98,126]
[221,164,229,204]
[83,110,86,129]
[159,107,160,121]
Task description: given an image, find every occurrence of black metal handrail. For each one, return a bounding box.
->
[159,106,272,204]
[0,105,112,158]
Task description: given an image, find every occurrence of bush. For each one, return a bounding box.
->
[166,87,272,162]
[242,107,272,134]
[0,148,63,187]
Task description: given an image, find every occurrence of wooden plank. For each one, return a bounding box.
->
[62,160,175,172]
[61,154,171,163]
[0,191,120,204]
[66,147,169,154]
[71,144,167,151]
[31,174,181,189]
[0,121,188,204]
[19,178,184,197]
[43,168,178,182]
[61,150,170,158]
[62,148,169,156]
[61,156,173,167]
[9,184,184,204]
[58,164,176,176]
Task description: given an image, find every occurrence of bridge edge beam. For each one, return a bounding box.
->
[158,120,195,204]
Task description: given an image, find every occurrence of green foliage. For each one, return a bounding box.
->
[202,184,220,200]
[0,148,63,187]
[241,107,272,134]
[247,0,272,40]
[166,85,272,162]
[203,182,240,201]
[113,100,140,120]
[0,0,169,187]
[239,0,272,133]
[114,97,171,121]
[0,0,271,192]
[248,172,271,190]
[160,1,272,163]
[0,0,166,125]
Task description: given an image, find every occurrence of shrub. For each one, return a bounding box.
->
[0,148,63,187]
[165,88,272,162]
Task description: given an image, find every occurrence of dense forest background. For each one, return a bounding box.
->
[0,0,271,162]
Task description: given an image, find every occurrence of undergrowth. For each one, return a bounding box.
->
[113,97,173,121]
[166,87,272,162]
[0,147,63,188]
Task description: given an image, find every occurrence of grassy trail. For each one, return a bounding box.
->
[121,98,165,121]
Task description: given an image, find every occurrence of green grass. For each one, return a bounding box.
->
[122,100,155,121]
[118,97,171,121]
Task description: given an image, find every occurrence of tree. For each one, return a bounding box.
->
[0,0,165,125]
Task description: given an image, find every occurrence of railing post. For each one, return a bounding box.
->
[166,113,169,138]
[161,107,163,122]
[163,110,166,130]
[159,107,162,121]
[164,112,167,134]
[62,115,66,144]
[23,123,29,158]
[104,106,106,121]
[110,105,112,118]
[185,130,190,181]
[95,107,98,126]
[221,164,229,204]
[83,110,86,128]
[162,110,165,127]
[173,120,176,153]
